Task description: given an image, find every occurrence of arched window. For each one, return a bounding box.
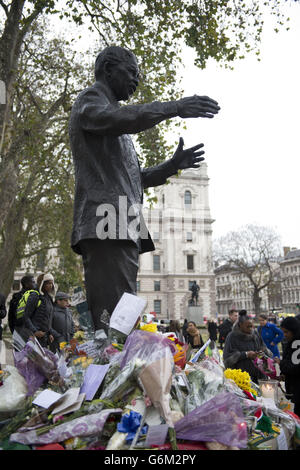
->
[184,190,192,206]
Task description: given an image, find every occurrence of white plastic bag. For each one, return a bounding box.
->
[0,365,28,413]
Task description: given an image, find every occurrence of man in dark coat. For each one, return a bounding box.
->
[218,309,238,349]
[8,274,36,334]
[69,45,220,331]
[51,292,75,351]
[0,292,7,340]
[20,273,56,348]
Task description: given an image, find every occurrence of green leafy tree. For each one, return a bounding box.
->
[0,18,88,294]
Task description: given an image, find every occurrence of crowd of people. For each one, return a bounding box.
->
[0,273,76,353]
[1,278,300,416]
[163,310,300,418]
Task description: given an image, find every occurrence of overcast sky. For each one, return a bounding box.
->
[179,3,300,250]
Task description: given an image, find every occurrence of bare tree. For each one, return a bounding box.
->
[213,224,283,316]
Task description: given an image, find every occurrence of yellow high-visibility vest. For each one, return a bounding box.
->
[16,290,41,320]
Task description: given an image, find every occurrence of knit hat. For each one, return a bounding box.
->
[55,291,70,301]
[280,316,300,336]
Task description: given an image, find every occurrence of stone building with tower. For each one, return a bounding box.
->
[5,164,217,326]
[137,163,216,321]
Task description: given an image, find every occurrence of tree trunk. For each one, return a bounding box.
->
[253,288,262,317]
[0,203,26,297]
[0,1,26,148]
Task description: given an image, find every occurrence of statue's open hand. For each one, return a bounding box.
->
[177,95,220,119]
[171,137,205,170]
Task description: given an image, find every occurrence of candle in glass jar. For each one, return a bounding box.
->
[261,384,275,399]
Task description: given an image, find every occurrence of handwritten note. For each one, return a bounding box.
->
[32,390,62,409]
[109,293,147,335]
[77,341,100,358]
[51,387,81,415]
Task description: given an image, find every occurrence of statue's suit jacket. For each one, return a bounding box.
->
[69,81,178,255]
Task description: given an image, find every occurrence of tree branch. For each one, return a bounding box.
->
[0,0,9,17]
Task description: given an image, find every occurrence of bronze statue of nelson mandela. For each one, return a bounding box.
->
[69,46,220,332]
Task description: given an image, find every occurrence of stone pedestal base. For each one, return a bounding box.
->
[186,306,204,326]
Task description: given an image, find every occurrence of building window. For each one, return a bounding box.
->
[136,280,140,292]
[154,280,161,291]
[153,255,161,271]
[186,232,193,242]
[154,299,161,314]
[184,190,192,206]
[187,255,194,270]
[153,232,160,241]
[188,280,194,290]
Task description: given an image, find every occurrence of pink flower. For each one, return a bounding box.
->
[53,415,64,424]
[144,396,152,407]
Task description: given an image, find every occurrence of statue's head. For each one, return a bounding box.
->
[95,46,139,101]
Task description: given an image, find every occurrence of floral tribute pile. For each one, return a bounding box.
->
[0,317,299,451]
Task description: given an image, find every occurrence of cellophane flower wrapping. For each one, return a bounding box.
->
[174,391,248,448]
[184,359,224,414]
[100,357,143,403]
[119,330,175,427]
[14,342,61,396]
[254,357,277,379]
[120,330,176,370]
[0,366,28,415]
[9,408,123,446]
[139,353,174,427]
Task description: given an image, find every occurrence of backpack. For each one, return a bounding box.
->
[15,290,41,326]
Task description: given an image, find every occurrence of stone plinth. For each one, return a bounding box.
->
[186,306,204,326]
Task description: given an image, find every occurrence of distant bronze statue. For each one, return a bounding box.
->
[69,46,220,332]
[190,281,200,305]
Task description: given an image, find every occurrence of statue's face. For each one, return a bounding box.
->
[109,55,139,101]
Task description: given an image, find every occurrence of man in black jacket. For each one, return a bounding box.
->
[18,273,56,348]
[0,292,7,340]
[218,309,239,349]
[69,45,220,332]
[7,274,36,334]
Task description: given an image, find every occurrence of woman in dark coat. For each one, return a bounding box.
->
[274,317,300,417]
[223,311,271,383]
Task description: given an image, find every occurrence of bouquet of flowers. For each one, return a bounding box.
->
[14,339,63,395]
[174,391,248,449]
[224,368,257,395]
[254,356,277,379]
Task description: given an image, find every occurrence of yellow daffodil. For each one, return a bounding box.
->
[224,368,253,392]
[59,342,67,350]
[140,323,157,333]
[74,331,85,340]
